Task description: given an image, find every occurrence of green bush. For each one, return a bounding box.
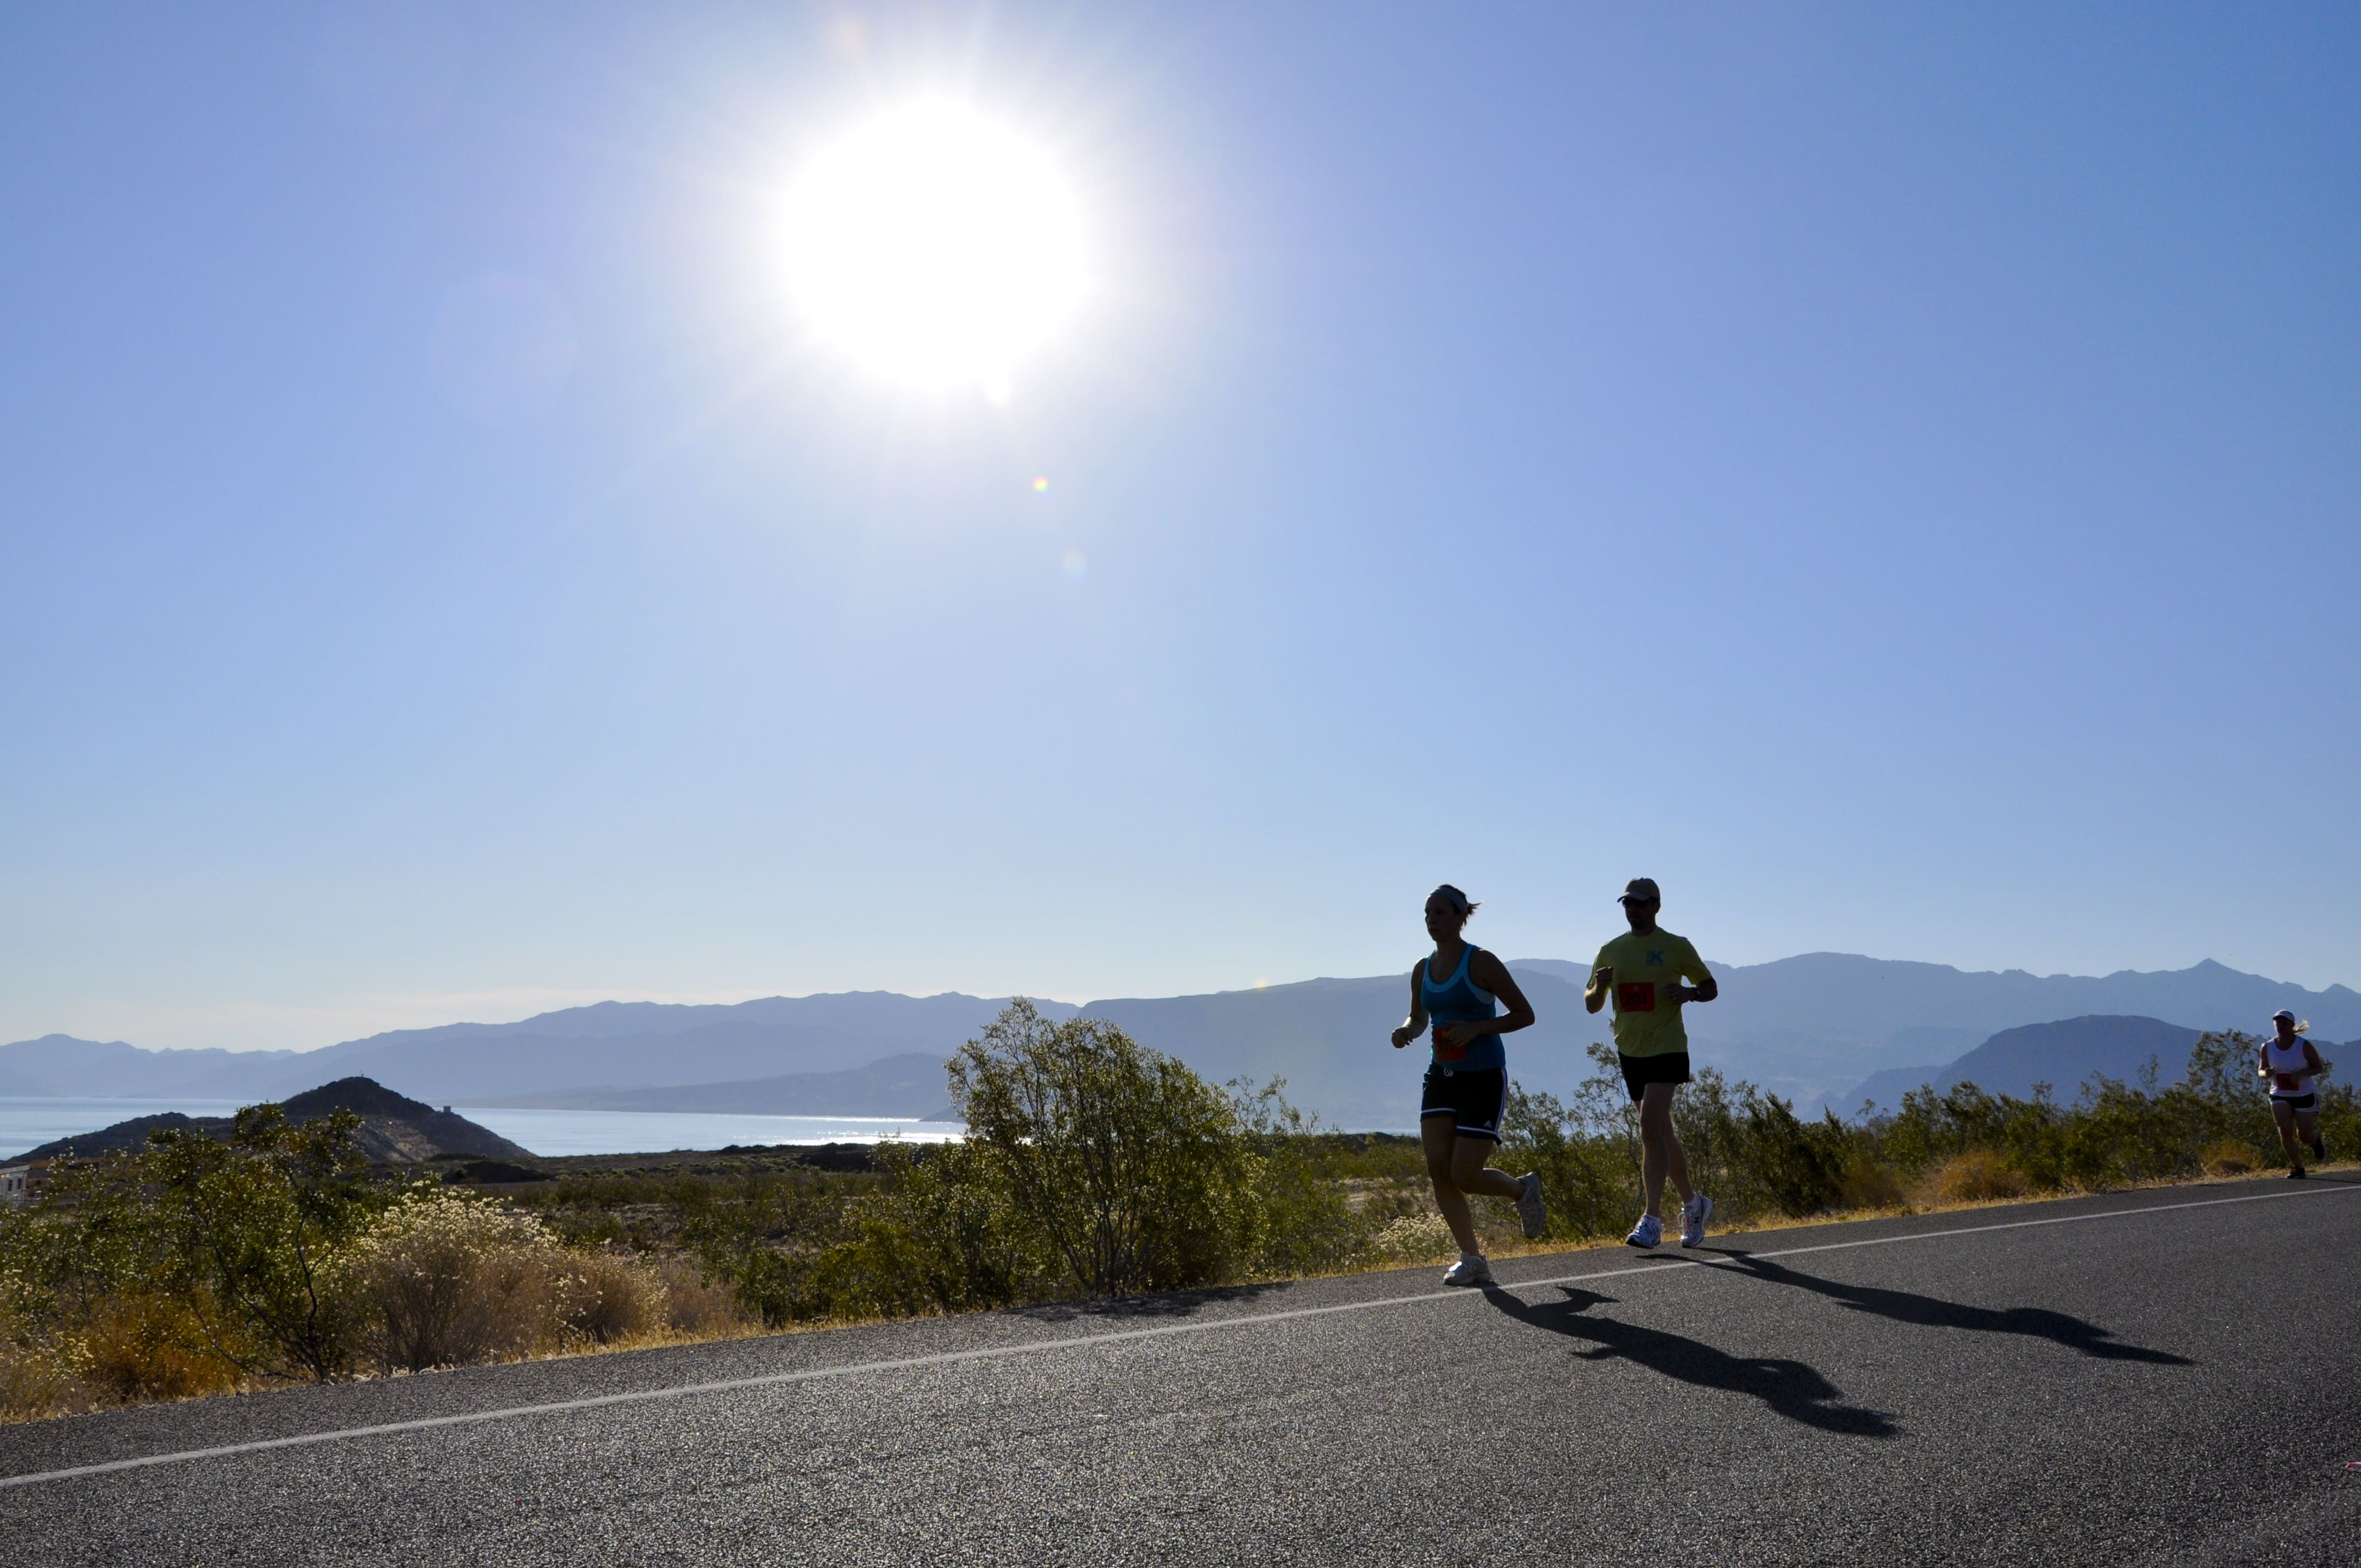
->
[867,1137,1051,1314]
[140,1105,380,1383]
[1500,1044,1863,1233]
[950,1000,1264,1297]
[1498,1077,1634,1242]
[1232,1078,1372,1277]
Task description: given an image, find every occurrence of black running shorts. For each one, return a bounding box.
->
[1620,1050,1692,1103]
[2275,1093,2319,1112]
[1421,1065,1507,1141]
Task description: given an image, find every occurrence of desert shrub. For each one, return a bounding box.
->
[70,1293,241,1404]
[142,1106,380,1383]
[1864,1032,2349,1192]
[336,1190,565,1372]
[1836,1155,1907,1211]
[1368,1213,1454,1265]
[1233,1079,1373,1276]
[863,1139,1049,1315]
[649,1255,758,1336]
[1499,1081,1634,1242]
[0,1342,70,1423]
[1930,1149,2029,1204]
[950,1000,1263,1297]
[665,1165,885,1325]
[2200,1140,2262,1177]
[554,1251,666,1346]
[1734,1092,1852,1218]
[0,1272,73,1422]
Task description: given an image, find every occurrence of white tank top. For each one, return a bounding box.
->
[2261,1036,2319,1099]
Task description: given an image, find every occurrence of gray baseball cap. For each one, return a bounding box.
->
[1617,878,1661,905]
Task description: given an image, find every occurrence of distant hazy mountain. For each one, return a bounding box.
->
[0,995,1078,1106]
[470,1053,959,1118]
[0,1035,304,1099]
[5,956,2352,1131]
[1832,1016,2206,1115]
[1517,954,2361,1108]
[1087,957,2359,1128]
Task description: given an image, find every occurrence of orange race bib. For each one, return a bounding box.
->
[1617,981,1657,1013]
[1431,1025,1467,1061]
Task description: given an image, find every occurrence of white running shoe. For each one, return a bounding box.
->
[1515,1172,1547,1240]
[1680,1193,1713,1248]
[1442,1253,1495,1287]
[1625,1213,1662,1249]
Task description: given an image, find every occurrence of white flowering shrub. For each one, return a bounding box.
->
[1368,1213,1455,1265]
[335,1190,569,1372]
[553,1250,667,1345]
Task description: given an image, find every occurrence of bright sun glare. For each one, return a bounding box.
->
[781,101,1090,391]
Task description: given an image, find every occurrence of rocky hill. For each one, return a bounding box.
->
[10,1077,535,1166]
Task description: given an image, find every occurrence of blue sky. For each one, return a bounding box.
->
[5,3,2357,1052]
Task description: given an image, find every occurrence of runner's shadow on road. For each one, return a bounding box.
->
[1483,1286,1897,1438]
[1697,1251,2190,1365]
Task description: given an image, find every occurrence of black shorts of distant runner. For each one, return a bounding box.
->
[1619,1051,1692,1103]
[1421,1065,1507,1141]
[2276,1093,2319,1112]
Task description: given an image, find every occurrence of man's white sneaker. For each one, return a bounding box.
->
[1625,1213,1662,1249]
[1680,1193,1713,1248]
[1441,1253,1495,1287]
[1515,1172,1547,1240]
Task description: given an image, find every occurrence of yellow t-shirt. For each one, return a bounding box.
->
[1592,929,1712,1058]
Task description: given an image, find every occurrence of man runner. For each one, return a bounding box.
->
[1585,878,1718,1248]
[2259,1009,2332,1178]
[1390,884,1546,1286]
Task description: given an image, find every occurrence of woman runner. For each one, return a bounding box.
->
[2258,1009,2332,1178]
[1389,884,1546,1286]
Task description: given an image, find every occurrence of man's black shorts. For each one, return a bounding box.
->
[1620,1051,1692,1103]
[1421,1065,1507,1141]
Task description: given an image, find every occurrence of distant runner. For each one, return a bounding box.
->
[2259,1009,2332,1178]
[1585,878,1718,1248]
[1390,884,1545,1286]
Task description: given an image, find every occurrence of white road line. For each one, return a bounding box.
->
[3,1180,2349,1491]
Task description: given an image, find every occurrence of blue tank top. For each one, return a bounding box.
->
[1422,945,1504,1072]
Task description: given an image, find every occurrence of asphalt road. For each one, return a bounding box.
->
[4,1177,2357,1566]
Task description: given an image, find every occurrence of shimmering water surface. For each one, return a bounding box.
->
[0,1097,246,1161]
[455,1107,965,1158]
[0,1097,961,1162]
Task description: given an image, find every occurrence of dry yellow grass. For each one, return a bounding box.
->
[2200,1140,2262,1177]
[1929,1149,2031,1204]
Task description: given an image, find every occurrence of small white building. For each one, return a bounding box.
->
[0,1166,30,1206]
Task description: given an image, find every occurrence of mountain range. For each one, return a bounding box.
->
[5,955,2352,1131]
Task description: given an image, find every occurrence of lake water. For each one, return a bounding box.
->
[0,1097,962,1162]
[455,1108,965,1158]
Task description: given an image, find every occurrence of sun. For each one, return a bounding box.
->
[781,101,1090,391]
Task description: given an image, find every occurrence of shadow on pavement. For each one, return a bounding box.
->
[1700,1250,2191,1365]
[1483,1286,1897,1438]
